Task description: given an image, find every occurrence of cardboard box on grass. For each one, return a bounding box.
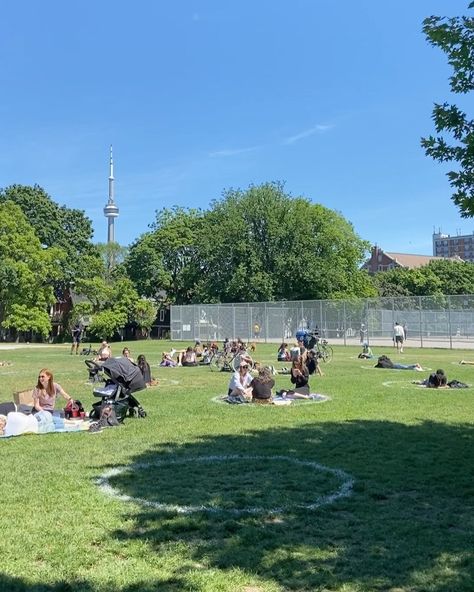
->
[13,390,34,406]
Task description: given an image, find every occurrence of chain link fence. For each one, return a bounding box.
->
[171,295,474,349]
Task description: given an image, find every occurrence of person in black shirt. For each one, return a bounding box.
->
[288,356,310,397]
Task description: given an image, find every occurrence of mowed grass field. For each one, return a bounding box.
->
[0,341,473,592]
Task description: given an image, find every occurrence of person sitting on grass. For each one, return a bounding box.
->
[137,354,156,386]
[95,341,112,362]
[250,366,275,404]
[358,343,374,359]
[277,343,291,362]
[32,368,74,414]
[375,355,423,371]
[305,349,324,376]
[228,361,253,401]
[160,352,177,367]
[280,356,311,398]
[178,346,198,367]
[122,347,134,362]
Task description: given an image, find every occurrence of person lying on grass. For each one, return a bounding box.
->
[374,355,423,371]
[413,369,448,388]
[32,368,74,414]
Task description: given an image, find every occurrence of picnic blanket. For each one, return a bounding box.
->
[219,393,330,405]
[1,411,92,438]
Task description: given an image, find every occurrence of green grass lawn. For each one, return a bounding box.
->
[0,341,473,592]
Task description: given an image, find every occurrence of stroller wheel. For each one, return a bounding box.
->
[138,408,147,418]
[128,408,137,417]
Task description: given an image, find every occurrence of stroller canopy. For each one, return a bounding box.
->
[102,357,146,393]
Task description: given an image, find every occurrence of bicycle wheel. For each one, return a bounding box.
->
[210,353,226,372]
[320,345,333,363]
[232,353,254,372]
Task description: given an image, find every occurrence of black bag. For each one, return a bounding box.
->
[447,379,469,389]
[90,400,127,423]
[99,404,120,426]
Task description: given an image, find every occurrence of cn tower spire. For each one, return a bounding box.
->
[103,145,119,243]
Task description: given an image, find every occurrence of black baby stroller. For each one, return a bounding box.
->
[90,357,147,422]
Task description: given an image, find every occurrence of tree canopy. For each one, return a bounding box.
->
[0,184,102,286]
[0,201,64,337]
[125,182,375,304]
[373,259,474,297]
[421,3,474,216]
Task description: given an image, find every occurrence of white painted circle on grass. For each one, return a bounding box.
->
[211,394,330,405]
[96,454,353,515]
[382,380,420,390]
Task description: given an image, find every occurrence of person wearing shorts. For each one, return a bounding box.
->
[393,322,405,352]
[71,323,83,355]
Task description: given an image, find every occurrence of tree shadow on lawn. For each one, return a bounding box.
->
[1,421,473,592]
[96,419,474,592]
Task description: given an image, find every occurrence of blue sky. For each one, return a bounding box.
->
[1,0,472,254]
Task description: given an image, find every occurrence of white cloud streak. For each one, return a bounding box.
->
[283,123,334,145]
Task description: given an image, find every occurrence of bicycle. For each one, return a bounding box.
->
[301,331,333,363]
[210,350,254,372]
[314,339,333,363]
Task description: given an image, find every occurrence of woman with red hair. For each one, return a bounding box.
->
[32,368,73,413]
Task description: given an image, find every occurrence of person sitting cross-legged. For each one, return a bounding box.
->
[250,366,275,404]
[228,362,253,401]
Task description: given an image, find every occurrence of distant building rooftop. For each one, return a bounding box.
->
[364,246,462,273]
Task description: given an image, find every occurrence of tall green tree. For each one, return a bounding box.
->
[0,184,101,285]
[199,183,375,302]
[421,3,474,216]
[125,207,204,303]
[0,201,64,338]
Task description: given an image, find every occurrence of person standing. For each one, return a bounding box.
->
[253,322,261,339]
[393,322,405,353]
[70,322,83,355]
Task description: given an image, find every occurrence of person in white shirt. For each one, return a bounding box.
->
[393,322,405,353]
[228,362,253,400]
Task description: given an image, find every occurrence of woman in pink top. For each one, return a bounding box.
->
[32,368,73,413]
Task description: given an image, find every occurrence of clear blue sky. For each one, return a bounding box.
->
[1,0,472,253]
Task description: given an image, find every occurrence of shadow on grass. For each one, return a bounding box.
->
[3,420,473,591]
[102,419,474,591]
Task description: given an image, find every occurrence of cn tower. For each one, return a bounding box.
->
[103,145,119,243]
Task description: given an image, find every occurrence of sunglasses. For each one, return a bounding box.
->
[38,375,48,378]
[240,365,249,369]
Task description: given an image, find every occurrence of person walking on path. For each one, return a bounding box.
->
[393,322,405,353]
